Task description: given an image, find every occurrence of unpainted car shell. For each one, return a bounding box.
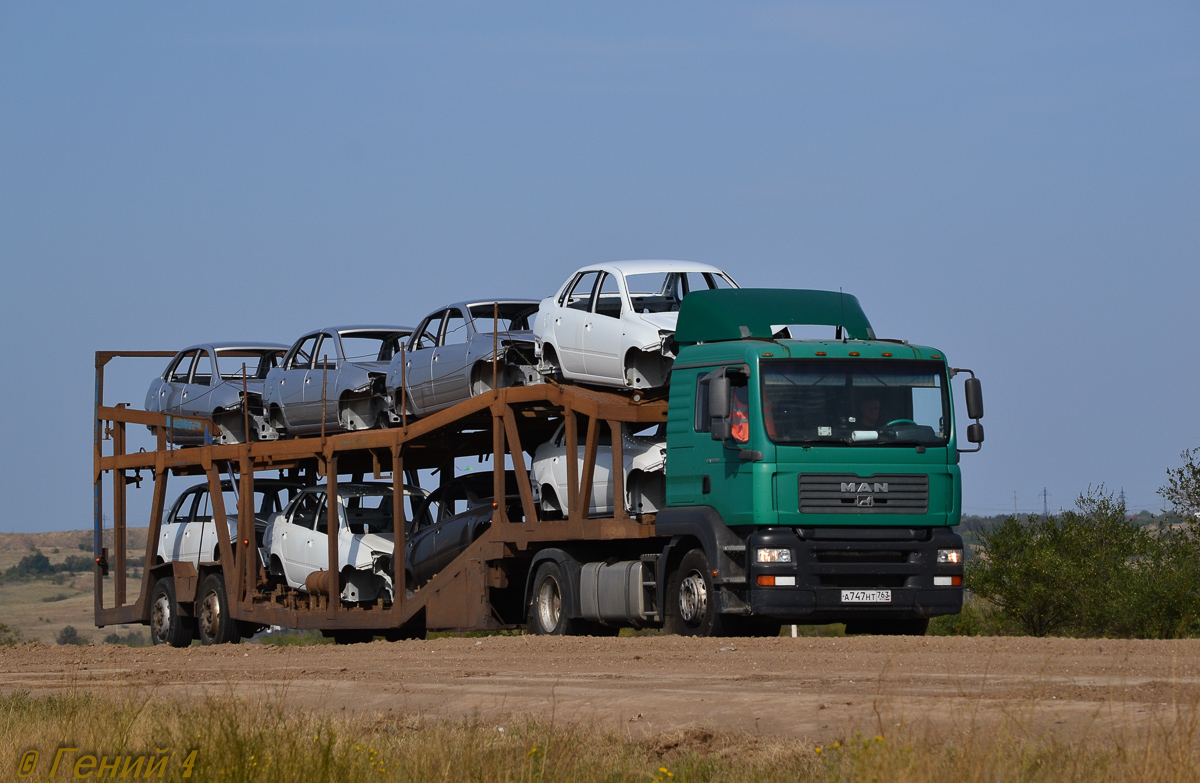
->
[405,472,523,590]
[532,260,738,389]
[145,342,288,445]
[155,479,303,567]
[530,422,667,517]
[263,482,427,604]
[388,300,540,418]
[260,325,412,439]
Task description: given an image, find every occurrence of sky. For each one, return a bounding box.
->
[1,2,1197,532]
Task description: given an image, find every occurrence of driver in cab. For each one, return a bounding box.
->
[854,397,881,429]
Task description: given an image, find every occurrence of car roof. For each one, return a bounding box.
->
[572,259,734,277]
[318,325,413,336]
[180,478,304,492]
[176,342,289,353]
[302,481,427,497]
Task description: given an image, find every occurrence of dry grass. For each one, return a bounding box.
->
[2,687,1198,782]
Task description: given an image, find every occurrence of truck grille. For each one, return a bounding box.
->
[799,474,929,515]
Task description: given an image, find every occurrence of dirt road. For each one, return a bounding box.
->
[2,636,1197,742]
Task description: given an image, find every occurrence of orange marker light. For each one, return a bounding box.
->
[952,575,963,586]
[849,351,860,357]
[757,575,776,586]
[882,352,892,357]
[815,351,827,356]
[931,354,942,359]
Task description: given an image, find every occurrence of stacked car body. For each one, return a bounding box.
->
[148,263,732,607]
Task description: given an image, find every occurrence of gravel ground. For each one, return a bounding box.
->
[3,636,1198,742]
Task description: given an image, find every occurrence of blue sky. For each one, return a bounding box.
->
[1,2,1196,531]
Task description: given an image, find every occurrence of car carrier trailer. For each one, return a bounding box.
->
[92,289,984,643]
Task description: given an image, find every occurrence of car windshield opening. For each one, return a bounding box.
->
[625,271,735,314]
[216,350,283,380]
[339,332,406,363]
[338,486,421,535]
[469,303,539,332]
[761,359,950,447]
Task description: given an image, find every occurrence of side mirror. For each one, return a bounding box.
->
[710,419,732,441]
[965,377,984,420]
[708,376,731,419]
[967,422,984,444]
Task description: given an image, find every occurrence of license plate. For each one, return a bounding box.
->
[841,589,891,603]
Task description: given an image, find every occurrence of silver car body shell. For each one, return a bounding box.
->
[387,300,540,418]
[260,325,412,439]
[532,260,738,389]
[144,342,288,445]
[530,422,667,517]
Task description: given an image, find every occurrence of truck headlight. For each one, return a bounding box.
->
[756,548,792,563]
[937,549,963,565]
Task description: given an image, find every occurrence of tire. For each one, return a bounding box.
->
[196,573,241,645]
[844,618,929,636]
[664,548,725,637]
[526,561,577,635]
[150,577,193,648]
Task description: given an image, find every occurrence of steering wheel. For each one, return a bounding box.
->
[885,418,918,427]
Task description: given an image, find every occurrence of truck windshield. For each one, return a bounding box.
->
[761,359,950,447]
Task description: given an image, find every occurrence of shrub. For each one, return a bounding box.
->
[56,626,89,646]
[968,487,1200,638]
[103,630,147,647]
[0,624,22,646]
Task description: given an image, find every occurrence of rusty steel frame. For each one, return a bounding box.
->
[94,351,667,633]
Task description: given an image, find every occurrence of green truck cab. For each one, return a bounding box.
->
[651,289,984,635]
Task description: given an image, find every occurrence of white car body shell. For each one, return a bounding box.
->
[532,260,737,389]
[264,484,426,604]
[530,422,667,516]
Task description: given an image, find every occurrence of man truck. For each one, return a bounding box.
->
[92,288,983,642]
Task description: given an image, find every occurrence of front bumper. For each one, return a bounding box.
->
[742,526,964,621]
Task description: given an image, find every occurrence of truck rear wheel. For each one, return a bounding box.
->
[664,549,722,637]
[527,561,576,635]
[196,573,241,645]
[150,577,193,648]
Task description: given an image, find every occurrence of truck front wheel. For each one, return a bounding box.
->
[664,549,722,637]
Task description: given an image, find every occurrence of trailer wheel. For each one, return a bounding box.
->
[527,561,575,635]
[196,573,241,645]
[664,549,722,637]
[150,577,193,648]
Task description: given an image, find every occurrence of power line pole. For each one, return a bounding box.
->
[1119,487,1126,507]
[1013,491,1018,516]
[1041,487,1049,516]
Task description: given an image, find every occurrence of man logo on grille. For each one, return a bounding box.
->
[841,482,888,493]
[857,495,875,507]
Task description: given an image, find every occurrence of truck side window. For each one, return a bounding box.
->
[694,376,711,432]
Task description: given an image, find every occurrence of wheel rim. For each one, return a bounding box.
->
[536,577,562,632]
[199,589,221,641]
[678,570,708,625]
[151,594,171,643]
